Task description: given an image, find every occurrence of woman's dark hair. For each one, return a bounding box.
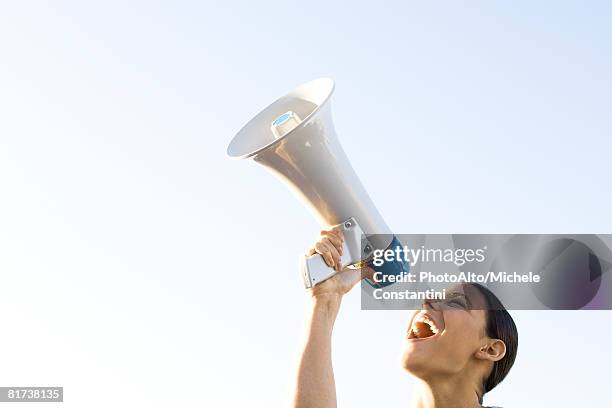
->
[471,283,518,394]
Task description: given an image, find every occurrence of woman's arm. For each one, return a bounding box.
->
[293,293,341,408]
[292,229,372,408]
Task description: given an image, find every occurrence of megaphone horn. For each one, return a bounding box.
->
[227,78,407,288]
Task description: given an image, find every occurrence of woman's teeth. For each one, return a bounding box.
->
[410,316,439,339]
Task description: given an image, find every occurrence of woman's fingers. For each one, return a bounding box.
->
[320,229,344,254]
[314,241,336,269]
[322,238,342,270]
[305,228,346,271]
[323,239,342,270]
[324,227,344,242]
[314,238,343,270]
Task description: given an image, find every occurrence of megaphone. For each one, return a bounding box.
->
[227,78,406,288]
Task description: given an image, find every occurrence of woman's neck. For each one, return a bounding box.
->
[410,376,483,408]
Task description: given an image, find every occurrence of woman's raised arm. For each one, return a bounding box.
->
[293,229,372,408]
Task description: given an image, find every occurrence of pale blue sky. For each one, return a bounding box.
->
[1,1,611,407]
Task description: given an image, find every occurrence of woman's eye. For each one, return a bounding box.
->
[447,299,465,308]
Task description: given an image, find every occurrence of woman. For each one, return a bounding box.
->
[293,229,518,408]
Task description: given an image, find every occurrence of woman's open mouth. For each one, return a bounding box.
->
[407,313,442,340]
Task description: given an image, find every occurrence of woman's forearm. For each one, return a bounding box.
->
[293,294,342,408]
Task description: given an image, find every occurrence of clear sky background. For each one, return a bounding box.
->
[1,1,611,407]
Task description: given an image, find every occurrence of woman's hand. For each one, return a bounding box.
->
[305,228,373,299]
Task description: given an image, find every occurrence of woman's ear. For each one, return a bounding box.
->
[475,339,506,362]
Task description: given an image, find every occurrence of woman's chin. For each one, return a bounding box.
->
[400,352,428,375]
[401,346,429,371]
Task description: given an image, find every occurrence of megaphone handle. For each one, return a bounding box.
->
[300,218,372,289]
[301,253,339,289]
